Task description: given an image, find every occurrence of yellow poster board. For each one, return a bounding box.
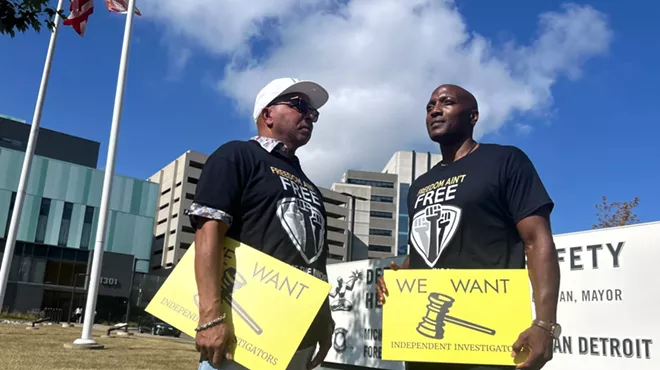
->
[381,269,532,366]
[145,238,331,370]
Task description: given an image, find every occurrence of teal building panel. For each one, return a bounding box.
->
[0,147,158,273]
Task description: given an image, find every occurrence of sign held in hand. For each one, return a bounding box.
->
[382,269,532,366]
[145,238,331,370]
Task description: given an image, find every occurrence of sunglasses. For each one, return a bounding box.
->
[268,96,319,122]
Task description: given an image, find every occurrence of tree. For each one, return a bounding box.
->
[593,195,640,229]
[0,0,66,37]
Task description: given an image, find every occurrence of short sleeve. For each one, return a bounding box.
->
[187,144,247,229]
[503,147,554,224]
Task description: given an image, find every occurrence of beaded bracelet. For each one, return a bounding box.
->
[195,313,227,332]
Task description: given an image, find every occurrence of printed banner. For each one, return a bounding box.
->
[145,238,331,370]
[381,269,532,366]
[323,257,407,370]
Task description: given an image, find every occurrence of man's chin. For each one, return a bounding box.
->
[295,133,312,146]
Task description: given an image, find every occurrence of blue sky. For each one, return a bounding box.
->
[0,0,658,235]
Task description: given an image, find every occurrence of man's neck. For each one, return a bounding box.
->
[439,137,477,164]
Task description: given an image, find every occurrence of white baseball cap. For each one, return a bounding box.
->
[252,77,329,122]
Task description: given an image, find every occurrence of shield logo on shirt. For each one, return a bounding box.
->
[410,204,462,267]
[276,197,325,264]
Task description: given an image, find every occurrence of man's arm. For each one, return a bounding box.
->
[188,144,245,366]
[516,206,560,323]
[194,218,229,326]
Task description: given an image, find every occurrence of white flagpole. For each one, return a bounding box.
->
[0,0,65,310]
[72,0,138,347]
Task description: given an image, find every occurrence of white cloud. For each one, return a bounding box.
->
[142,0,612,187]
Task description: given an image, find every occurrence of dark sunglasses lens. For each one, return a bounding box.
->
[296,99,310,114]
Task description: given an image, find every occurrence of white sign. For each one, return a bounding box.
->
[322,221,659,369]
[543,221,659,370]
[324,257,405,370]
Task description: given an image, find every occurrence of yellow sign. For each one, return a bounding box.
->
[145,238,331,370]
[381,269,532,366]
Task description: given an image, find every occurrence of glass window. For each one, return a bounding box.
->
[30,258,46,284]
[369,228,392,237]
[58,202,74,246]
[35,198,51,244]
[80,206,95,249]
[43,260,60,285]
[347,178,394,188]
[8,255,20,281]
[18,255,32,282]
[398,183,410,215]
[4,192,16,239]
[189,160,205,170]
[370,211,393,219]
[58,260,76,286]
[398,215,409,233]
[33,244,48,257]
[368,244,391,252]
[370,195,394,203]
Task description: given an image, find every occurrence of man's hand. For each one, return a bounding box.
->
[194,218,233,367]
[511,325,554,370]
[196,322,234,367]
[307,319,334,369]
[376,257,409,304]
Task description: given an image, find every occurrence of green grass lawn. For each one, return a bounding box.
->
[0,323,200,370]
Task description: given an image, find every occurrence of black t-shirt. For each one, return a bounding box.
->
[407,143,553,270]
[405,143,552,370]
[189,138,329,349]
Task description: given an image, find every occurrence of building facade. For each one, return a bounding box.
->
[148,150,352,271]
[0,114,100,168]
[147,150,207,272]
[0,125,158,320]
[331,170,398,259]
[382,151,442,255]
[332,150,442,259]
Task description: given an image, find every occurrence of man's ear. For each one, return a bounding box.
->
[470,110,479,126]
[262,107,274,128]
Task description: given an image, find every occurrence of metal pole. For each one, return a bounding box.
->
[0,0,65,309]
[347,196,356,262]
[124,258,136,331]
[73,0,137,346]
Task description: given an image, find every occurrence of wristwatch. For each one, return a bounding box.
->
[532,319,562,339]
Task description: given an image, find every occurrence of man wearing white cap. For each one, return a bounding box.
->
[189,77,334,370]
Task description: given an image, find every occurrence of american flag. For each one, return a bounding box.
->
[63,0,94,36]
[105,0,142,16]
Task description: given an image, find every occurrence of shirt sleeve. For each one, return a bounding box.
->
[503,147,554,224]
[187,145,246,229]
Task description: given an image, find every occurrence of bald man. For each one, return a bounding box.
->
[377,84,561,370]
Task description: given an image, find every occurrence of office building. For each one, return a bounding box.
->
[319,188,351,264]
[382,151,442,255]
[0,118,158,321]
[0,114,100,168]
[148,150,352,271]
[147,150,208,272]
[331,171,398,259]
[332,150,442,259]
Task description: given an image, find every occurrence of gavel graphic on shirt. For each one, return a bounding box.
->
[416,293,496,340]
[221,267,264,335]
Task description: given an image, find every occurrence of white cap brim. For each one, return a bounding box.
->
[253,78,329,122]
[277,80,329,110]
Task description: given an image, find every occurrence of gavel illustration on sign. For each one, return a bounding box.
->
[222,267,263,335]
[416,292,496,340]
